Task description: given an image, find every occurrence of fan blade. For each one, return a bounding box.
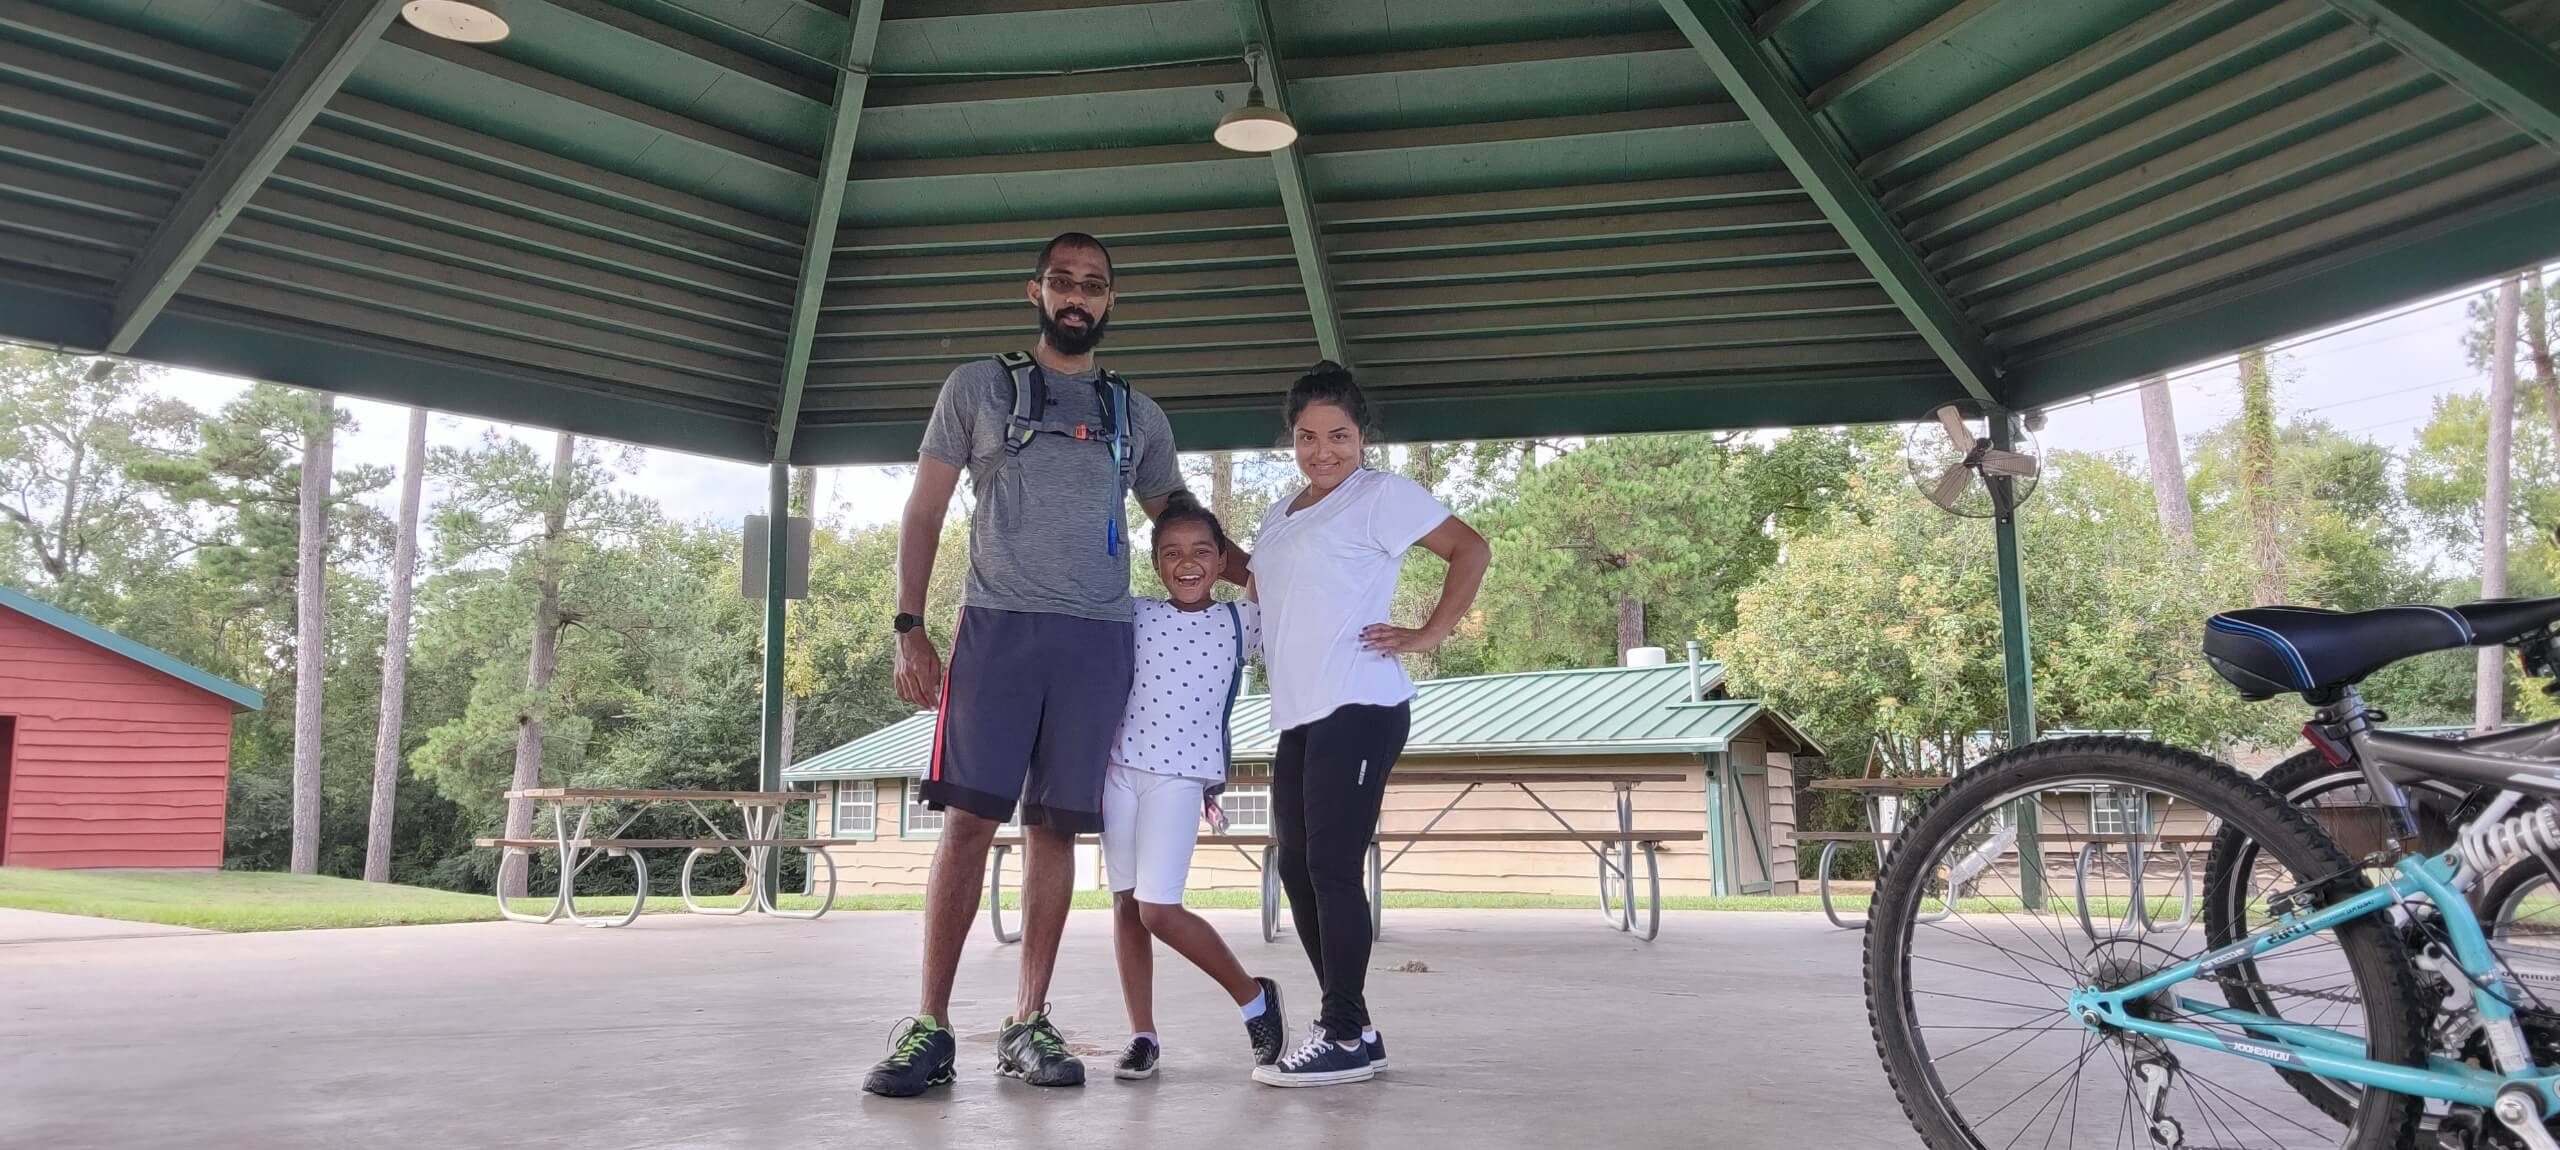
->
[1930,463,1974,511]
[1976,449,2040,478]
[1934,406,1977,452]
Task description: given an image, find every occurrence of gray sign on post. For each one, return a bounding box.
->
[741,514,811,600]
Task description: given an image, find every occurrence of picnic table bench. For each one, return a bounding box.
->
[477,788,836,928]
[982,769,1702,943]
[1802,776,2223,937]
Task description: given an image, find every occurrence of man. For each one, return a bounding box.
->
[863,232,1235,1096]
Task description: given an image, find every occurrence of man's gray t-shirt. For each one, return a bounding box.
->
[918,357,1183,622]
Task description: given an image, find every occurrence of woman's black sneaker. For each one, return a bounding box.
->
[996,1006,1086,1087]
[1114,1035,1160,1080]
[861,1016,957,1097]
[1364,1031,1388,1072]
[1251,1027,1374,1088]
[1245,977,1289,1066]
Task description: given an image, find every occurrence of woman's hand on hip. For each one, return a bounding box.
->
[1360,623,1445,654]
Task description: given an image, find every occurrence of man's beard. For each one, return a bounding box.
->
[1040,303,1110,356]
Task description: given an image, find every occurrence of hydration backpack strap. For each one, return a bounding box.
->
[997,350,1040,455]
[1100,370,1133,556]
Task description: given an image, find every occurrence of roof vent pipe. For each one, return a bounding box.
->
[1687,640,1704,702]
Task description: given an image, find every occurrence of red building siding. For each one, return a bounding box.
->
[0,610,236,869]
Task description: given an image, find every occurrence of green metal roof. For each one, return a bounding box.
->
[2,0,2558,463]
[784,659,1814,782]
[0,585,264,711]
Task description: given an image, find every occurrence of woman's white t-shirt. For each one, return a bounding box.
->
[1110,597,1260,784]
[1251,468,1454,732]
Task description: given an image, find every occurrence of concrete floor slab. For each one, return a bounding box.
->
[0,907,211,944]
[2,909,1922,1149]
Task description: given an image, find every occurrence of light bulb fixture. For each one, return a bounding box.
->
[401,0,510,43]
[1215,47,1298,154]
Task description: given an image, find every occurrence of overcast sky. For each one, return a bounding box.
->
[138,267,2543,534]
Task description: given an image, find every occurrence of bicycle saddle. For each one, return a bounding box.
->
[2204,596,2560,698]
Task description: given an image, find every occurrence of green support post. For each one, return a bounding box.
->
[758,463,789,890]
[1991,414,2042,909]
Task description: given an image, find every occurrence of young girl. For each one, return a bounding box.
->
[1104,492,1290,1080]
[1247,363,1490,1088]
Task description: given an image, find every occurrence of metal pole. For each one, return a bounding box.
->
[1991,413,2042,909]
[758,462,789,893]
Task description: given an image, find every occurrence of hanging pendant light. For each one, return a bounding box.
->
[1216,48,1298,154]
[401,0,511,43]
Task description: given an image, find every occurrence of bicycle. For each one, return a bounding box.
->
[1866,597,2560,1149]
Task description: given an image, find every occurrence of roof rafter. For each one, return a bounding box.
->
[1233,0,1346,365]
[774,0,887,463]
[2324,0,2560,150]
[105,0,401,353]
[1659,0,2004,407]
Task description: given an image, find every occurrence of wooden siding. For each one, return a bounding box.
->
[0,610,235,868]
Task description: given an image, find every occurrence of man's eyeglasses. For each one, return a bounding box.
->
[1041,274,1112,299]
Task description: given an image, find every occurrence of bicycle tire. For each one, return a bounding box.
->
[1866,736,2424,1150]
[2204,749,2471,1129]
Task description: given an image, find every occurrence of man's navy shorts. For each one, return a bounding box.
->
[919,606,1134,835]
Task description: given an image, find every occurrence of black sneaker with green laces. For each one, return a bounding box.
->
[862,1016,956,1097]
[997,1006,1086,1087]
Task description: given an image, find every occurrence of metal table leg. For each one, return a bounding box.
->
[561,848,649,929]
[680,845,755,916]
[493,846,565,924]
[1819,840,1865,930]
[1635,841,1661,942]
[1367,840,1384,939]
[987,843,1020,945]
[762,847,835,920]
[1261,845,1282,943]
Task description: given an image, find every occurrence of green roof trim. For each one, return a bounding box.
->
[786,660,1815,782]
[0,586,263,711]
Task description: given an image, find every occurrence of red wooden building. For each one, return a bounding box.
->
[0,587,262,869]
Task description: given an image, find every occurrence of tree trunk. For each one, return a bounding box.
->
[501,432,574,897]
[1616,596,1646,662]
[2239,349,2284,606]
[1411,442,1442,491]
[2531,270,2557,450]
[1209,451,1233,516]
[364,408,427,883]
[289,394,332,875]
[2136,374,2194,550]
[2480,277,2523,731]
[50,435,82,579]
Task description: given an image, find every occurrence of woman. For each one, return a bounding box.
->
[1102,493,1290,1081]
[1246,362,1489,1088]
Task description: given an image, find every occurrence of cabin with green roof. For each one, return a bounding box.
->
[787,653,1817,899]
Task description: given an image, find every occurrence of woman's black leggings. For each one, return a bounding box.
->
[1270,701,1411,1042]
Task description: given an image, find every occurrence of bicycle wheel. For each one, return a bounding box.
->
[2203,749,2471,1130]
[2481,856,2560,969]
[1867,736,2423,1150]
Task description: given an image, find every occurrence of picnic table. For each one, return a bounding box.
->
[1801,777,2215,937]
[983,769,1701,944]
[477,788,837,928]
[1801,777,1953,929]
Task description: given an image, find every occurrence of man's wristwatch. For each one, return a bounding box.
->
[893,612,925,635]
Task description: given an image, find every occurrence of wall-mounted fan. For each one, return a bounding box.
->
[1903,404,2042,519]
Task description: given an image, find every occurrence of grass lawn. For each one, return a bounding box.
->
[0,867,1950,933]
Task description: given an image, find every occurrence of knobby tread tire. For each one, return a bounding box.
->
[1863,735,2424,1150]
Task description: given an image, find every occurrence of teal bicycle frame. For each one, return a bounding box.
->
[2066,845,2560,1113]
